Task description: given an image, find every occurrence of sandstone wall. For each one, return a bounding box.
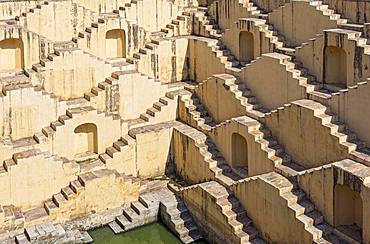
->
[118,72,168,120]
[268,0,339,47]
[172,125,215,183]
[29,49,113,100]
[322,0,370,24]
[180,183,243,244]
[208,0,254,30]
[0,107,122,160]
[264,100,350,168]
[0,27,50,74]
[74,18,145,60]
[297,159,370,242]
[46,169,140,224]
[129,123,174,178]
[295,29,370,87]
[238,53,307,110]
[194,74,246,123]
[0,85,66,140]
[231,173,314,243]
[47,109,121,157]
[312,81,370,146]
[0,150,78,211]
[135,37,189,83]
[209,117,276,176]
[222,18,275,62]
[188,37,226,82]
[17,1,79,42]
[254,0,288,12]
[73,0,130,14]
[0,0,42,20]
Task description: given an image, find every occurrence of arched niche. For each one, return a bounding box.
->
[0,38,24,73]
[239,31,254,63]
[232,132,248,168]
[105,29,126,59]
[334,184,363,240]
[74,123,98,154]
[324,46,347,88]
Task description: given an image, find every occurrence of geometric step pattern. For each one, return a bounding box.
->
[108,187,174,234]
[174,123,243,187]
[261,173,347,243]
[188,181,266,244]
[160,194,203,243]
[179,90,217,132]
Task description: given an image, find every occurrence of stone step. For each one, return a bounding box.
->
[52,193,67,207]
[181,231,203,244]
[108,221,124,234]
[237,224,259,242]
[70,180,83,193]
[113,140,127,151]
[44,200,58,215]
[131,201,150,215]
[298,199,315,214]
[115,215,134,230]
[122,207,140,222]
[15,234,30,244]
[61,186,76,200]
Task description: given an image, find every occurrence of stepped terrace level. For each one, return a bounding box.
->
[0,0,369,243]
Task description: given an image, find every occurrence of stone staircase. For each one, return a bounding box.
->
[312,105,368,154]
[0,106,123,171]
[195,15,291,69]
[108,197,158,234]
[91,134,135,170]
[160,194,203,243]
[209,39,242,70]
[15,222,66,244]
[83,70,135,107]
[14,1,50,23]
[72,15,117,48]
[43,169,139,221]
[308,1,348,25]
[295,28,370,93]
[212,116,305,177]
[198,181,265,243]
[0,148,72,176]
[192,7,223,38]
[33,106,119,144]
[238,17,292,52]
[124,88,183,129]
[125,38,160,65]
[23,47,128,112]
[21,52,136,113]
[24,47,112,78]
[178,90,217,132]
[108,186,176,234]
[73,7,190,57]
[261,173,347,243]
[125,11,192,66]
[174,123,243,187]
[344,29,370,55]
[112,0,188,31]
[238,0,268,20]
[159,11,192,36]
[0,83,60,106]
[3,169,139,231]
[210,74,269,119]
[191,8,345,94]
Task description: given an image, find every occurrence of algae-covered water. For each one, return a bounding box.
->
[89,222,207,244]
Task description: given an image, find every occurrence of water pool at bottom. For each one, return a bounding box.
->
[89,222,207,244]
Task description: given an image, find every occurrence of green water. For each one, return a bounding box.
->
[89,222,207,244]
